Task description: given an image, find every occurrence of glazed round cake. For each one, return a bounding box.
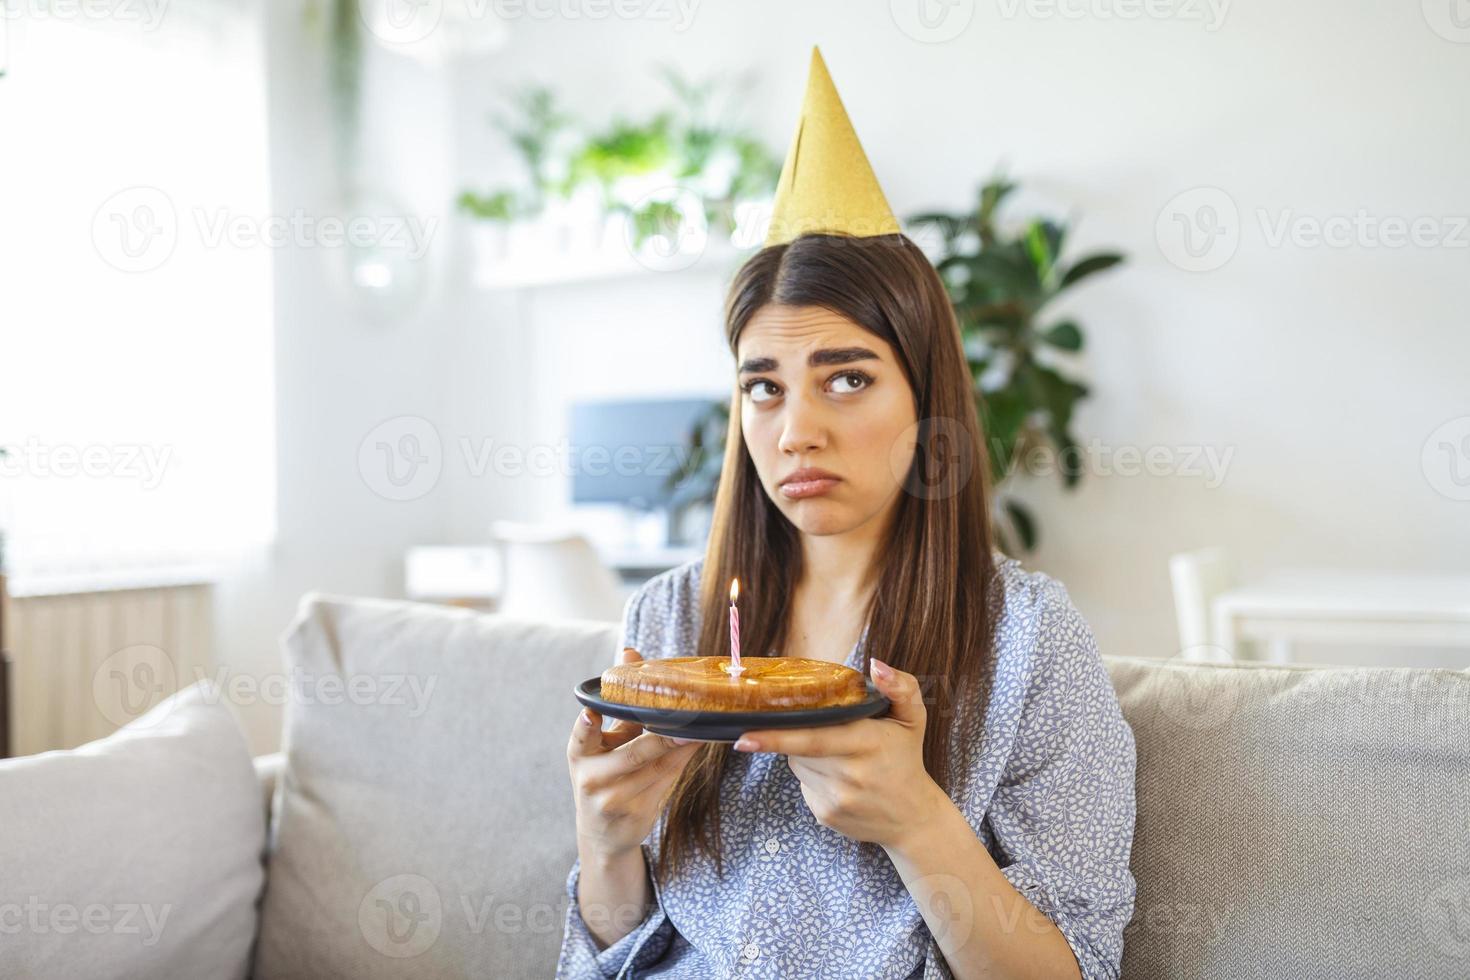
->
[601,656,868,712]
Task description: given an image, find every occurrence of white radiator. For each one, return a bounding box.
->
[6,584,213,755]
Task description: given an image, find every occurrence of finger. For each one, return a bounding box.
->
[869,658,926,728]
[568,707,607,758]
[626,750,697,809]
[785,753,841,781]
[603,723,643,749]
[606,647,645,740]
[622,739,701,798]
[734,725,859,757]
[615,728,698,771]
[582,730,698,795]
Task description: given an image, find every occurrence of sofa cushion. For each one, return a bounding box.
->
[1105,655,1470,979]
[252,593,618,980]
[0,681,265,980]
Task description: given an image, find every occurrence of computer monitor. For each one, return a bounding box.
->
[569,397,721,511]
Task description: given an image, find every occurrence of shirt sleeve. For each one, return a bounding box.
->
[556,845,675,979]
[555,582,677,979]
[987,578,1138,980]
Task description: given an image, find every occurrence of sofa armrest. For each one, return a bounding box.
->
[253,752,284,825]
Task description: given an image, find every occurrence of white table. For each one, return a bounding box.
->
[403,543,702,608]
[1211,569,1470,663]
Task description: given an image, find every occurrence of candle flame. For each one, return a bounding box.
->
[729,577,740,602]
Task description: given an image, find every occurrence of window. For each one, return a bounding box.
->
[0,2,274,592]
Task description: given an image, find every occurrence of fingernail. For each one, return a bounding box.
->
[670,737,695,745]
[733,737,757,752]
[870,658,892,681]
[580,709,595,727]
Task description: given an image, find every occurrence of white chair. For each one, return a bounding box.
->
[488,520,628,624]
[1168,547,1242,661]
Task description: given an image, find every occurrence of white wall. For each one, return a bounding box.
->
[219,0,1470,751]
[214,1,463,753]
[444,2,1470,658]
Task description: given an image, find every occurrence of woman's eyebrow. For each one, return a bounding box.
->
[737,346,881,374]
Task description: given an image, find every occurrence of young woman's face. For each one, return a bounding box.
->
[737,304,919,537]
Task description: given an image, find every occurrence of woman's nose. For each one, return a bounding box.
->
[777,389,829,455]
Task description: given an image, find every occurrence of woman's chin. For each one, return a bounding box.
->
[781,501,853,535]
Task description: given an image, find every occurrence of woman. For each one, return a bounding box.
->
[558,230,1137,980]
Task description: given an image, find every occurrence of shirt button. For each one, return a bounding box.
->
[742,942,760,962]
[764,837,780,855]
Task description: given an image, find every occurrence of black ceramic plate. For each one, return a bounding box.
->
[573,676,890,742]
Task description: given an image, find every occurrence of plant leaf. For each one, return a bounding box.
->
[1058,252,1123,290]
[1039,320,1083,351]
[1004,498,1037,551]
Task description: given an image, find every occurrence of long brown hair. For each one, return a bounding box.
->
[656,232,1003,882]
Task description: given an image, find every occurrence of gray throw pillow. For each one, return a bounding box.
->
[252,593,617,980]
[1105,655,1470,979]
[0,681,265,980]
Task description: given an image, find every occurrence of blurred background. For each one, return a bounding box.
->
[2,0,1468,757]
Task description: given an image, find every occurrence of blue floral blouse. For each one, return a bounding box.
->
[558,553,1137,979]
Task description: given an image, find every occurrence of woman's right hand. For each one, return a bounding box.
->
[567,646,702,860]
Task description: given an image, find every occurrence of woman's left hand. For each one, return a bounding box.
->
[733,658,947,850]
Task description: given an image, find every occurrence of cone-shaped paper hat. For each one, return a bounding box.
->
[764,46,901,247]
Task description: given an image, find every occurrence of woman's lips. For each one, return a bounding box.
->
[780,477,840,499]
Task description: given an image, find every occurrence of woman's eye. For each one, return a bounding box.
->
[829,371,872,394]
[744,380,779,403]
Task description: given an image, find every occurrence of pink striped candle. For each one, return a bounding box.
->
[727,577,744,677]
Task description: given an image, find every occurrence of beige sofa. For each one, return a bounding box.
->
[6,591,1468,978]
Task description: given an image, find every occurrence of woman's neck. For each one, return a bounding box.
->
[795,515,887,615]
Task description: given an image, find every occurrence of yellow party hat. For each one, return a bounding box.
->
[764,46,901,247]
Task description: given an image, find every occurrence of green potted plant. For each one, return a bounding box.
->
[910,175,1123,553]
[458,67,780,257]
